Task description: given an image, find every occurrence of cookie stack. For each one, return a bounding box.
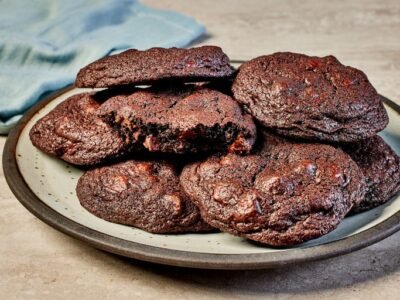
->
[29,46,400,246]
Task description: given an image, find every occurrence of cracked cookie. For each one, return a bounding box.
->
[342,135,400,213]
[29,92,133,166]
[232,52,388,142]
[180,134,366,246]
[75,46,235,88]
[76,160,214,233]
[98,85,256,154]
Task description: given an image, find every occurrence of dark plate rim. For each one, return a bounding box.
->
[3,85,400,270]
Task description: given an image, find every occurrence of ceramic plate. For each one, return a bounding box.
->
[3,86,400,269]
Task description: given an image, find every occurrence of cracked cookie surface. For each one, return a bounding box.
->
[232,52,388,142]
[180,134,366,246]
[76,46,235,88]
[342,135,400,213]
[99,85,256,154]
[76,160,214,233]
[29,92,132,166]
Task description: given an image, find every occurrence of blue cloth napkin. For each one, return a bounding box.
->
[0,0,205,134]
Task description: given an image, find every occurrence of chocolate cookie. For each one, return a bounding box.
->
[180,136,366,246]
[341,135,400,213]
[29,92,131,165]
[75,46,235,88]
[232,52,388,142]
[99,85,256,154]
[76,160,214,233]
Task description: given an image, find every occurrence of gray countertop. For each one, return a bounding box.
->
[1,0,399,299]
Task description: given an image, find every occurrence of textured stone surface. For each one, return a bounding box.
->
[1,0,400,299]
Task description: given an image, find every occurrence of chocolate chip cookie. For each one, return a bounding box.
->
[342,135,400,213]
[180,135,366,246]
[76,160,214,233]
[232,52,388,142]
[99,85,256,154]
[29,92,132,165]
[75,46,235,88]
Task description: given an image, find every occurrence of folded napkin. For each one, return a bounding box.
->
[0,0,205,134]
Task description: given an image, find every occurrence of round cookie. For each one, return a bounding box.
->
[341,135,400,213]
[232,52,388,142]
[180,137,366,246]
[75,46,235,88]
[30,92,132,165]
[76,160,214,233]
[99,85,256,154]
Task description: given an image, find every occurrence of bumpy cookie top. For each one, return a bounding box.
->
[76,46,235,87]
[76,160,214,233]
[232,52,388,142]
[180,134,366,246]
[98,85,256,154]
[29,92,130,165]
[342,135,400,213]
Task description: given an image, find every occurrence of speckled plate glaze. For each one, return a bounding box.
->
[3,86,400,270]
